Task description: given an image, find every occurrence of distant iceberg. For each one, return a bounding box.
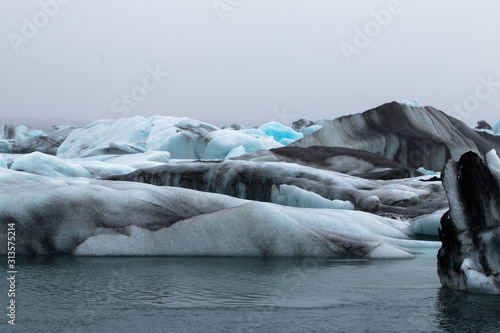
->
[493,120,500,134]
[57,116,285,159]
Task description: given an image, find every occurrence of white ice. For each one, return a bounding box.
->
[460,258,500,294]
[57,116,286,160]
[271,184,354,210]
[0,170,441,257]
[74,201,438,258]
[11,152,92,178]
[410,209,447,236]
[0,155,7,169]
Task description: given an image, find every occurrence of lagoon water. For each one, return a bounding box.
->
[3,249,500,333]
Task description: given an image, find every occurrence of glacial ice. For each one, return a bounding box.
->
[291,102,500,171]
[224,145,247,159]
[416,167,439,176]
[410,209,447,236]
[11,152,92,178]
[271,184,354,210]
[437,150,500,294]
[1,124,75,155]
[0,140,9,153]
[57,116,284,160]
[0,155,7,169]
[493,120,500,134]
[300,124,322,136]
[203,130,281,160]
[73,161,136,178]
[258,122,304,145]
[6,150,173,179]
[403,98,419,107]
[109,159,447,217]
[0,171,440,257]
[74,203,438,258]
[235,146,423,180]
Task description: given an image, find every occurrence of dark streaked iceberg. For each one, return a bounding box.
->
[107,159,447,218]
[0,168,439,257]
[438,150,500,294]
[290,102,500,171]
[234,146,423,180]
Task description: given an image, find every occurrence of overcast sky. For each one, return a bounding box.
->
[1,0,499,128]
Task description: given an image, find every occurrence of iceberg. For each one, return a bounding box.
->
[57,116,283,159]
[410,209,447,236]
[437,150,500,294]
[0,170,439,257]
[108,158,447,218]
[10,152,91,178]
[0,155,7,169]
[235,146,423,180]
[0,140,10,153]
[1,124,75,155]
[290,102,500,171]
[403,98,419,107]
[224,145,247,159]
[258,122,303,145]
[300,124,322,136]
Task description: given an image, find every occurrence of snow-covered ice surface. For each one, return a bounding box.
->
[0,168,439,257]
[437,150,500,294]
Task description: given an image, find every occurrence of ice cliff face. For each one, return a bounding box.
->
[290,102,500,171]
[108,158,446,218]
[438,150,500,294]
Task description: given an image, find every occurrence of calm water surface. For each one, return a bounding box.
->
[2,249,500,332]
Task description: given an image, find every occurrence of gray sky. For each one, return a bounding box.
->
[1,0,499,128]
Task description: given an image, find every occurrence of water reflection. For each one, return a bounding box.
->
[436,288,500,332]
